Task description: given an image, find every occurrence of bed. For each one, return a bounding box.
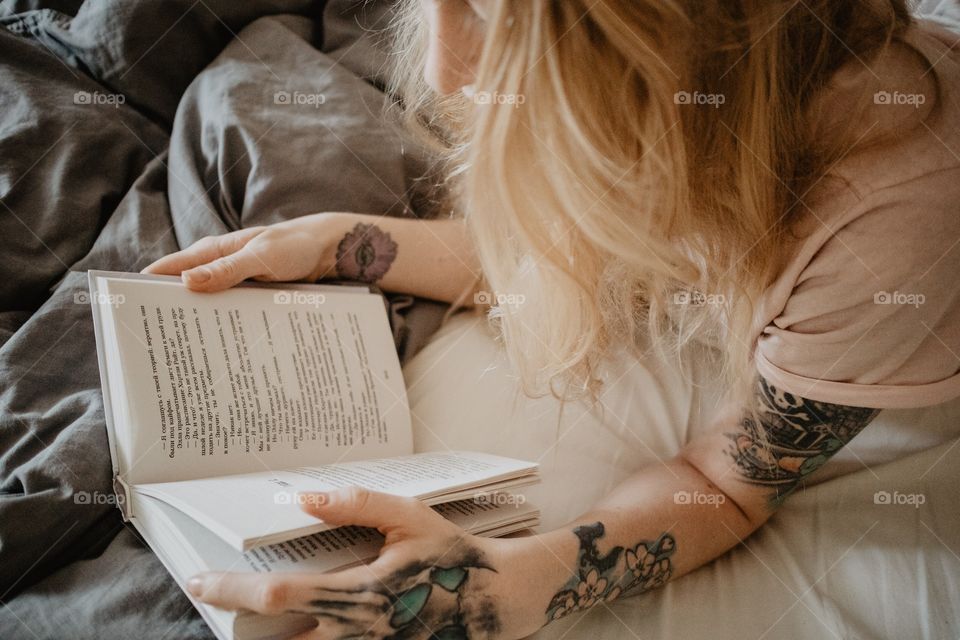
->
[0,1,957,638]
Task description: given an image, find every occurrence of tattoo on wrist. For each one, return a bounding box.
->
[335,222,398,283]
[725,377,879,509]
[546,522,676,622]
[290,537,501,639]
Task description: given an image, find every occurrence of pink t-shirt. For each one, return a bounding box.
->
[754,20,960,410]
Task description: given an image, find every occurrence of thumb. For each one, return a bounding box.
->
[298,487,432,532]
[182,248,267,292]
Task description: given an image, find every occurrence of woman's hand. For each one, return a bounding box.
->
[143,213,353,292]
[143,213,481,304]
[186,488,551,640]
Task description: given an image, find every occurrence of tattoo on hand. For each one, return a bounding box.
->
[335,222,398,283]
[546,522,676,621]
[290,537,500,639]
[725,377,879,509]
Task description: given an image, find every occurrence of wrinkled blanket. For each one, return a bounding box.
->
[0,1,444,636]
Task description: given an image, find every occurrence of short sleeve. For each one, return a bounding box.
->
[756,190,960,409]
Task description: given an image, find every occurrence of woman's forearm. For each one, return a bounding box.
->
[496,378,880,635]
[317,212,481,305]
[495,454,760,634]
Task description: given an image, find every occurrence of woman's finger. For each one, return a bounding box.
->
[188,562,392,615]
[182,246,272,292]
[141,227,264,280]
[298,487,437,532]
[188,571,302,615]
[188,571,321,615]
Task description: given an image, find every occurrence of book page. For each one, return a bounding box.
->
[136,451,539,550]
[139,494,538,576]
[94,274,411,484]
[241,499,539,573]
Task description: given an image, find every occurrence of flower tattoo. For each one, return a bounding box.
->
[545,522,676,621]
[335,222,398,283]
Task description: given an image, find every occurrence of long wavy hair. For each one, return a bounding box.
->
[387,0,914,403]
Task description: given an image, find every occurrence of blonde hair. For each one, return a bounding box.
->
[387,0,913,403]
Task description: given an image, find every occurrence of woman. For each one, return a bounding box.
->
[145,0,960,638]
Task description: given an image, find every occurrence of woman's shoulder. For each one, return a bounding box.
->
[820,19,960,197]
[793,19,960,257]
[752,19,960,409]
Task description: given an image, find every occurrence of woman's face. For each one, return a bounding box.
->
[420,0,489,94]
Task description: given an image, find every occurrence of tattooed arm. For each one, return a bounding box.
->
[143,212,481,304]
[682,376,879,519]
[187,378,878,638]
[530,376,879,623]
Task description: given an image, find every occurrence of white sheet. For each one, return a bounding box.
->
[404,313,960,639]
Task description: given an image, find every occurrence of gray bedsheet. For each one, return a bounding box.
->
[0,1,444,637]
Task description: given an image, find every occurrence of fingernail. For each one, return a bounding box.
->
[187,576,204,597]
[187,268,211,284]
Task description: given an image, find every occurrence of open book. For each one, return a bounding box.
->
[87,271,540,639]
[134,492,538,640]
